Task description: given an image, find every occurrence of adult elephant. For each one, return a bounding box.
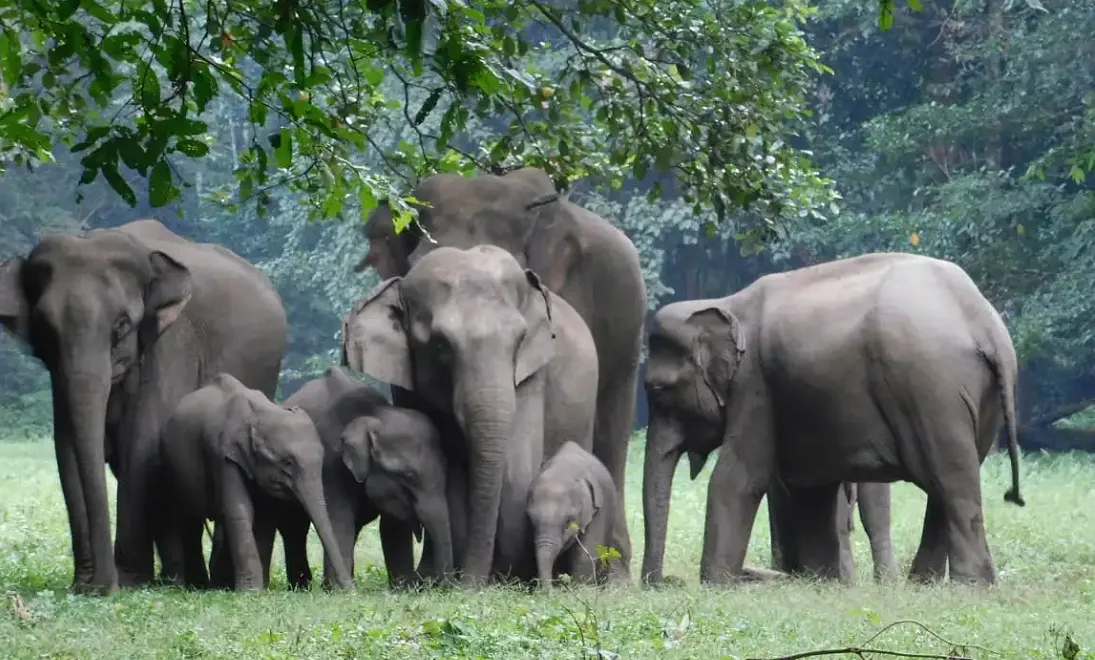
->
[0,220,287,594]
[355,167,644,575]
[343,245,599,587]
[641,252,1024,587]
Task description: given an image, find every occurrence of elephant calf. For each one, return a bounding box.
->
[159,373,353,591]
[335,408,455,585]
[528,441,620,588]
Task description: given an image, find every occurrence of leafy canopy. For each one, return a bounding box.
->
[0,0,851,236]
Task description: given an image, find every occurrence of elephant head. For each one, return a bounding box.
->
[340,407,454,580]
[641,299,747,584]
[0,232,193,590]
[528,459,605,588]
[342,244,556,585]
[354,169,569,287]
[219,386,354,589]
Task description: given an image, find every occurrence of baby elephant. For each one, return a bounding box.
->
[338,406,455,585]
[159,373,354,591]
[528,442,620,588]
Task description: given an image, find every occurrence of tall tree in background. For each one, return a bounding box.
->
[789,0,1095,449]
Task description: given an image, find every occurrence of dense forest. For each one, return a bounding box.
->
[0,0,1093,452]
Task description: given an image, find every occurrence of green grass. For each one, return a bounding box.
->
[1,437,1094,659]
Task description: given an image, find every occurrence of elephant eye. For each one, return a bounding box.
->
[111,315,134,345]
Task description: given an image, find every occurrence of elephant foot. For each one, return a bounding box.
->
[116,570,154,588]
[71,577,119,596]
[738,565,789,582]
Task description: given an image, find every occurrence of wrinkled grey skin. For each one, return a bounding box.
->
[769,481,897,583]
[159,373,353,591]
[341,411,455,582]
[528,441,620,589]
[0,219,286,594]
[343,245,599,587]
[283,366,456,589]
[642,252,1025,587]
[356,167,643,580]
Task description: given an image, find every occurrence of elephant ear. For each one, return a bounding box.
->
[522,203,585,294]
[340,416,374,483]
[343,277,413,391]
[687,305,746,408]
[515,269,556,387]
[0,257,30,344]
[221,394,258,480]
[577,473,604,533]
[145,251,193,335]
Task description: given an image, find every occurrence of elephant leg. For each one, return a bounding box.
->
[379,516,419,589]
[253,511,277,589]
[153,515,186,585]
[279,508,313,591]
[781,484,844,582]
[835,483,857,583]
[113,427,158,585]
[220,468,265,591]
[857,482,898,581]
[909,495,948,582]
[591,356,639,583]
[208,523,234,589]
[698,446,771,585]
[180,517,210,589]
[766,480,801,574]
[935,477,994,584]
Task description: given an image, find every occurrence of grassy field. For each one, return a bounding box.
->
[0,437,1093,659]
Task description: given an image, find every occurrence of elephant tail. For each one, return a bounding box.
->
[982,347,1025,507]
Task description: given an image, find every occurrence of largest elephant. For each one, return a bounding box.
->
[641,252,1024,586]
[343,245,600,586]
[0,219,287,594]
[355,167,645,574]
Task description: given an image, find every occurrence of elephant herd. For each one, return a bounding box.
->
[0,167,1025,596]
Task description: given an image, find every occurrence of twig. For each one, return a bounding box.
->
[859,620,1001,656]
[747,618,1001,660]
[748,649,972,660]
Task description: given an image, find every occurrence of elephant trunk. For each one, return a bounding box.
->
[54,344,117,590]
[418,495,455,582]
[453,358,517,587]
[641,413,683,585]
[295,475,354,590]
[535,539,559,589]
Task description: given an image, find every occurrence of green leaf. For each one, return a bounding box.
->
[140,70,161,109]
[414,88,443,126]
[116,137,148,174]
[55,0,82,20]
[288,24,306,88]
[148,160,175,207]
[879,0,895,30]
[0,28,23,88]
[101,163,136,207]
[275,129,293,168]
[175,139,209,157]
[906,0,922,11]
[192,65,217,112]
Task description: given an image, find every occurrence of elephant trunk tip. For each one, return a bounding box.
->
[1003,487,1025,507]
